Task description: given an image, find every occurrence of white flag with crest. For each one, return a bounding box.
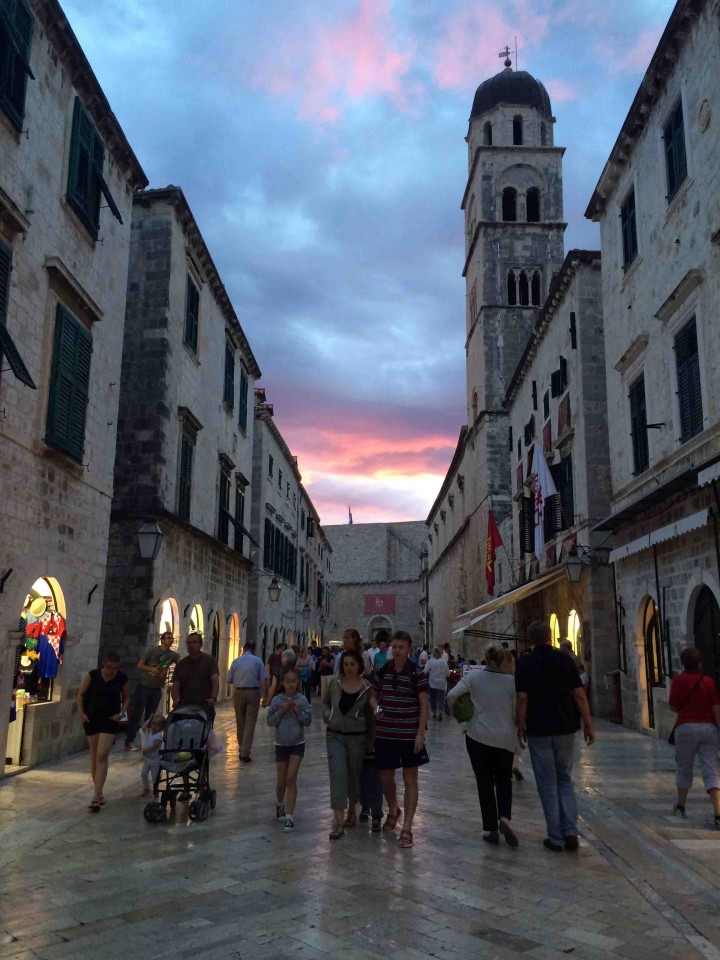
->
[531,445,557,560]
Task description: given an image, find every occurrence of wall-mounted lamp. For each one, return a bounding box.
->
[136,519,163,561]
[268,577,281,602]
[302,603,311,621]
[565,545,611,583]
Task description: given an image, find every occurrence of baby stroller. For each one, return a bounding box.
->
[143,705,216,823]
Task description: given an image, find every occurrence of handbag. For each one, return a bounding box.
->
[668,674,704,745]
[452,691,474,723]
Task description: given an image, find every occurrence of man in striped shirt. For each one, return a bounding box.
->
[370,630,429,848]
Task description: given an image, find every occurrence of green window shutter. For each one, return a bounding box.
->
[178,433,193,521]
[0,0,34,129]
[46,304,92,461]
[238,368,248,430]
[629,375,649,475]
[675,318,703,442]
[263,518,272,568]
[67,97,103,237]
[0,240,11,320]
[184,276,199,352]
[223,344,234,408]
[234,487,245,552]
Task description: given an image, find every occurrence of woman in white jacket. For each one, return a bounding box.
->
[446,646,519,847]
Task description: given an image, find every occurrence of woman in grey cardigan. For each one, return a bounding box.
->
[322,649,373,839]
[446,645,519,847]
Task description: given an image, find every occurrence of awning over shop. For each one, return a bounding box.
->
[608,508,710,564]
[698,461,720,488]
[451,568,566,635]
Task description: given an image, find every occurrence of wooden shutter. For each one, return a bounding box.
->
[0,241,11,320]
[223,344,234,408]
[569,312,577,350]
[559,356,568,391]
[675,318,703,442]
[178,434,193,520]
[234,487,245,552]
[542,420,552,452]
[1,0,34,128]
[665,101,687,200]
[551,369,562,398]
[520,497,534,555]
[264,518,272,568]
[67,98,101,235]
[629,375,649,474]
[46,304,92,461]
[559,456,574,530]
[184,276,199,351]
[238,368,248,430]
[543,390,549,420]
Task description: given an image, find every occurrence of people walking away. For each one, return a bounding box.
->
[502,651,524,781]
[668,646,720,827]
[424,646,449,720]
[373,638,389,670]
[334,629,363,672]
[267,666,312,832]
[515,620,594,852]
[419,645,429,668]
[139,715,166,796]
[447,645,519,847]
[360,744,384,831]
[269,648,297,700]
[319,647,335,699]
[124,631,179,751]
[227,640,269,763]
[297,647,314,702]
[171,633,219,721]
[76,652,130,812]
[322,649,372,839]
[370,630,429,849]
[560,640,589,689]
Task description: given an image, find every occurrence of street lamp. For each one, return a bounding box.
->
[565,549,585,583]
[136,520,163,561]
[268,577,281,602]
[302,603,311,621]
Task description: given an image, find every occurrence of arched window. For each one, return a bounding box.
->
[526,187,540,222]
[507,270,517,306]
[693,586,720,682]
[189,603,204,637]
[644,599,664,686]
[513,115,523,145]
[531,269,542,305]
[483,121,492,145]
[502,187,517,222]
[549,613,560,647]
[519,271,529,306]
[567,610,581,655]
[540,122,547,146]
[467,195,476,238]
[472,391,478,422]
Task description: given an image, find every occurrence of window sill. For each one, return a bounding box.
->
[182,343,201,366]
[665,176,693,223]
[39,439,85,477]
[222,400,234,417]
[61,197,99,247]
[620,254,643,290]
[0,101,23,141]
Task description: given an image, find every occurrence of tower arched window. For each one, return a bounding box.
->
[540,122,547,146]
[483,121,492,146]
[502,187,517,222]
[518,271,530,306]
[526,187,540,222]
[507,271,517,306]
[513,115,523,145]
[531,269,542,305]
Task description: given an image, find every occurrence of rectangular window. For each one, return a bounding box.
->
[629,374,649,475]
[620,188,638,269]
[269,454,274,478]
[234,486,245,553]
[66,98,121,239]
[569,312,577,350]
[263,518,272,568]
[517,438,521,461]
[532,380,538,411]
[558,456,574,529]
[543,390,550,421]
[218,467,231,544]
[278,469,282,489]
[664,100,687,202]
[184,276,199,352]
[675,317,703,443]
[519,496,534,556]
[178,432,194,521]
[238,367,248,431]
[307,516,315,538]
[301,509,305,530]
[0,0,34,130]
[223,343,235,409]
[508,426,513,452]
[45,304,92,462]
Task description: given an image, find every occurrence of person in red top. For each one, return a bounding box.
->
[668,646,720,828]
[370,630,429,849]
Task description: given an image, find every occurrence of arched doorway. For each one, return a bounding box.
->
[228,614,240,665]
[567,610,581,655]
[211,612,222,661]
[189,603,204,637]
[642,598,664,729]
[693,585,720,683]
[158,598,179,647]
[368,615,392,643]
[549,613,560,647]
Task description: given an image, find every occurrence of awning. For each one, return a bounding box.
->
[451,568,566,635]
[608,508,710,563]
[698,461,720,488]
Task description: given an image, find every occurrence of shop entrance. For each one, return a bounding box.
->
[642,598,664,729]
[693,586,720,684]
[7,578,67,768]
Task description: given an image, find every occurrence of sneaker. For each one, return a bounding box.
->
[275,803,286,821]
[359,808,370,822]
[371,817,382,832]
[283,816,294,832]
[124,742,138,752]
[563,835,579,851]
[673,804,686,818]
[482,831,500,845]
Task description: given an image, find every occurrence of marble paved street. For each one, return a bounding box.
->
[2,706,720,960]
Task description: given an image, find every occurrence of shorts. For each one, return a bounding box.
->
[275,743,306,762]
[83,719,120,737]
[374,737,429,770]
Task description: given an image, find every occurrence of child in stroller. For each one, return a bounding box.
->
[143,704,216,823]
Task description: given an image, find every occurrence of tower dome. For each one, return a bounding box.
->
[470,66,552,120]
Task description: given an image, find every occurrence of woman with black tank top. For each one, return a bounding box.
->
[322,649,372,839]
[75,652,130,812]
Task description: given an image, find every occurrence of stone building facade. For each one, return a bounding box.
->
[0,0,147,773]
[325,522,426,645]
[587,0,720,734]
[99,188,261,706]
[425,62,566,657]
[247,392,331,659]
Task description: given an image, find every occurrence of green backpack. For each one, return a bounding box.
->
[452,692,474,723]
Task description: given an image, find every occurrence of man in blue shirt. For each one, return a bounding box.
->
[227,641,269,763]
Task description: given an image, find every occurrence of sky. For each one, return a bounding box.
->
[62,0,676,524]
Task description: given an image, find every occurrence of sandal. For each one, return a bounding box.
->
[382,808,401,833]
[398,830,413,848]
[344,812,356,828]
[329,825,345,840]
[88,800,102,813]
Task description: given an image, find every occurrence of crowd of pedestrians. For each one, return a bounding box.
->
[77,619,720,842]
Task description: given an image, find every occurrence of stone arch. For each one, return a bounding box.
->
[682,573,720,681]
[635,593,662,729]
[549,612,560,647]
[367,615,393,644]
[502,187,517,222]
[158,597,180,646]
[526,187,541,222]
[567,610,581,655]
[189,603,204,637]
[513,114,523,145]
[483,120,492,145]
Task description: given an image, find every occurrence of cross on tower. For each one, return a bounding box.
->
[499,45,513,68]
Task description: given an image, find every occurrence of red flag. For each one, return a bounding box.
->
[486,511,504,596]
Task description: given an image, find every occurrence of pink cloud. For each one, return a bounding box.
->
[544,78,578,102]
[251,0,414,123]
[597,27,664,77]
[432,1,550,92]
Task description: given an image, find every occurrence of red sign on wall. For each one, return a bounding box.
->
[364,594,396,615]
